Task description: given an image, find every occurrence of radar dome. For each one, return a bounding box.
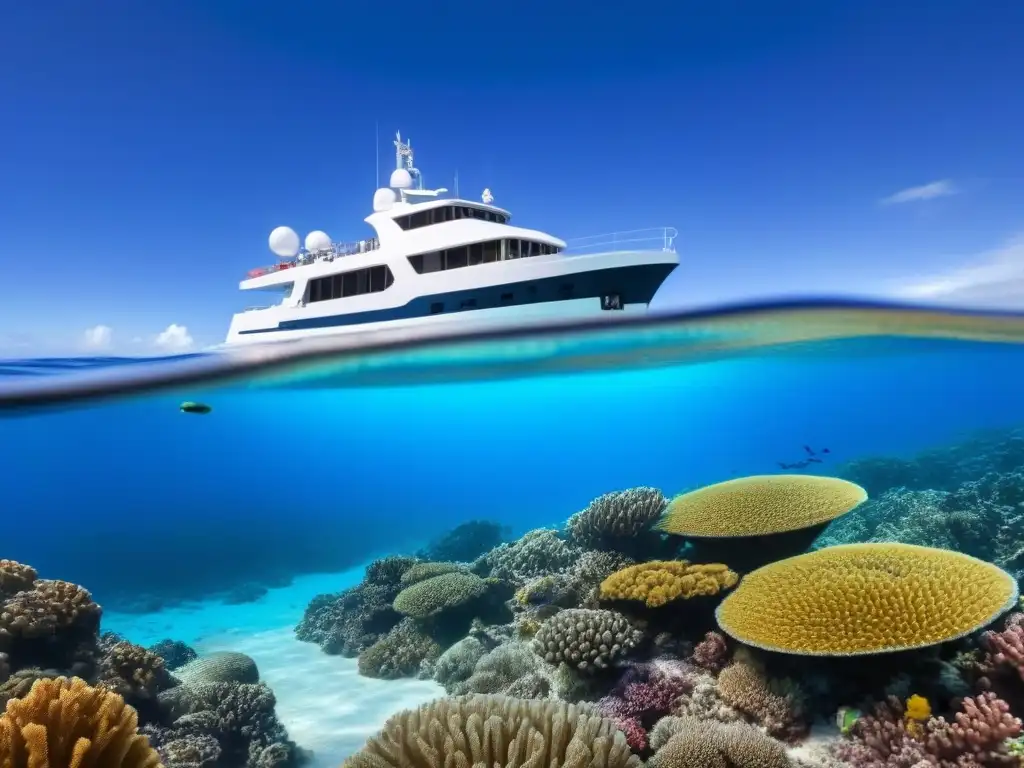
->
[389,168,413,189]
[269,226,300,257]
[373,187,397,212]
[304,230,332,252]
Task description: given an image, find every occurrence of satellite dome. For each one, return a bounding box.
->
[304,230,332,252]
[268,226,300,257]
[373,187,397,212]
[389,168,413,189]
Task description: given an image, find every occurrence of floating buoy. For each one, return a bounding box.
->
[179,401,212,415]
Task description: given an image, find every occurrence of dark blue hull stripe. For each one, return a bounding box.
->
[239,263,677,334]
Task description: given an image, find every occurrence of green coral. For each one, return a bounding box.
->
[393,572,487,619]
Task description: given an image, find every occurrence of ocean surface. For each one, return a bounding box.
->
[4,299,1024,767]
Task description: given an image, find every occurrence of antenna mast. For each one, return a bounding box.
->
[375,120,380,188]
[394,131,423,189]
[455,169,459,198]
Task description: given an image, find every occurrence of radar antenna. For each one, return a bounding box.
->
[394,131,423,190]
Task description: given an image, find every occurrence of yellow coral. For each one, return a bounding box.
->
[0,676,162,768]
[600,561,738,607]
[655,475,867,538]
[715,543,1019,656]
[904,694,931,722]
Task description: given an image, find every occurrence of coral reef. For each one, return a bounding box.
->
[175,651,260,686]
[415,519,510,563]
[481,528,582,582]
[149,639,199,671]
[716,543,1019,655]
[0,676,162,768]
[398,561,466,585]
[357,618,442,680]
[648,715,793,768]
[341,694,641,768]
[600,560,739,607]
[392,571,488,619]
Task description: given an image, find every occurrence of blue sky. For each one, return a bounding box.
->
[1,1,1022,356]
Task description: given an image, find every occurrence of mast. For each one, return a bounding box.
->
[394,131,423,189]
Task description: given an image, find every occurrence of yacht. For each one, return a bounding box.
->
[223,132,680,346]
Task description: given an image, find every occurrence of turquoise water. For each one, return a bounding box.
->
[4,300,1024,767]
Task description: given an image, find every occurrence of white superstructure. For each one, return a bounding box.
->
[224,132,680,346]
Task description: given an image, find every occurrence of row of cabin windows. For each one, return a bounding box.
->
[307,264,394,303]
[407,239,561,274]
[395,205,509,231]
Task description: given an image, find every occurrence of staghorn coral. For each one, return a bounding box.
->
[597,658,698,751]
[656,475,867,538]
[357,618,442,680]
[533,608,642,672]
[716,656,807,742]
[364,556,419,585]
[159,734,221,767]
[341,694,641,768]
[483,529,582,583]
[674,671,742,724]
[835,692,1022,767]
[392,571,487,619]
[691,630,730,673]
[716,543,1019,655]
[175,651,260,685]
[566,487,669,556]
[600,560,738,607]
[0,562,36,599]
[399,561,465,585]
[0,675,161,767]
[648,715,793,768]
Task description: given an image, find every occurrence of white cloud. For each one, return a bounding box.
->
[891,233,1024,309]
[154,323,195,352]
[880,179,957,205]
[81,324,113,351]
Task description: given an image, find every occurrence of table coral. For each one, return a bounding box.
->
[600,560,738,607]
[715,543,1019,655]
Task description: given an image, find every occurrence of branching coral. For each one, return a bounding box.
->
[656,474,867,538]
[835,692,1022,767]
[0,676,161,767]
[597,658,698,752]
[451,641,548,697]
[600,561,738,607]
[716,656,808,742]
[981,611,1024,681]
[399,562,465,585]
[148,640,197,672]
[99,641,174,702]
[416,520,510,563]
[715,543,1019,655]
[566,487,669,555]
[392,571,488,619]
[648,715,793,768]
[691,631,729,673]
[357,618,442,680]
[533,608,642,672]
[342,694,641,768]
[483,529,582,583]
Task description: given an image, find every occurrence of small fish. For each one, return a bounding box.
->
[836,706,861,735]
[803,445,815,456]
[179,401,212,415]
[807,457,823,464]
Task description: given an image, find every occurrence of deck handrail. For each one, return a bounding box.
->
[245,237,381,279]
[563,227,678,255]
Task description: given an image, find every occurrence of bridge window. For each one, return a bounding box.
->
[396,206,509,231]
[407,239,560,274]
[307,265,394,303]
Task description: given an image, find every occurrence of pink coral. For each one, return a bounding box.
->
[609,715,647,753]
[596,658,696,752]
[835,692,1022,768]
[691,630,729,673]
[981,612,1024,681]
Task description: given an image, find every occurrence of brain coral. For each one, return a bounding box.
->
[342,694,641,768]
[175,650,260,685]
[393,571,487,619]
[656,474,867,538]
[715,543,1019,656]
[0,676,161,768]
[533,608,642,671]
[600,560,739,607]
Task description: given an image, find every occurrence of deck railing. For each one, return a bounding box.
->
[245,237,381,279]
[562,227,678,256]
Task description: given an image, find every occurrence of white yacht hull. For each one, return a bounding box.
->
[223,295,650,347]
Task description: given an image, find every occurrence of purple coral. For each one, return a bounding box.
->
[690,630,729,673]
[835,692,1022,768]
[596,658,696,752]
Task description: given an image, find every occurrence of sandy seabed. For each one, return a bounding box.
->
[104,567,444,767]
